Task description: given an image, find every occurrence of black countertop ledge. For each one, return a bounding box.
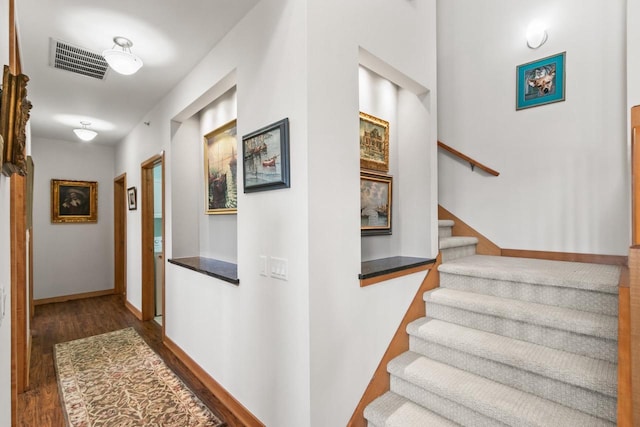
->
[359,256,436,280]
[168,257,239,285]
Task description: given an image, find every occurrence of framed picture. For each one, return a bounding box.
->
[360,171,392,236]
[242,118,290,193]
[1,65,32,177]
[359,112,389,172]
[204,119,238,214]
[516,52,566,110]
[127,186,137,210]
[51,179,98,223]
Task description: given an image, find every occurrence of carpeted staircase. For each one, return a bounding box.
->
[364,219,621,426]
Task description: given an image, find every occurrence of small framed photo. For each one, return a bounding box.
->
[516,52,566,110]
[204,120,238,214]
[51,179,98,223]
[127,186,137,210]
[359,112,389,172]
[242,118,290,193]
[360,171,392,236]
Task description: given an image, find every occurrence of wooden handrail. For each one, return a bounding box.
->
[437,141,500,176]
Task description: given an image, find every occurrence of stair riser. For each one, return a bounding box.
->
[390,376,506,427]
[440,244,476,262]
[439,272,618,316]
[438,226,452,238]
[425,303,617,362]
[409,336,616,422]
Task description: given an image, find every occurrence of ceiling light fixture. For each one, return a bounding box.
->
[73,121,98,142]
[102,36,143,75]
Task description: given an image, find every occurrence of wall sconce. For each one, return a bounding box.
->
[73,121,98,142]
[526,22,548,49]
[102,36,143,75]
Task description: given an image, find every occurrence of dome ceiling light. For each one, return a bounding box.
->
[102,36,143,75]
[73,121,98,142]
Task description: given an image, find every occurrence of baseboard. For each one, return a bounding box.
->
[501,249,628,266]
[347,255,441,427]
[163,336,265,427]
[124,300,143,321]
[34,289,114,306]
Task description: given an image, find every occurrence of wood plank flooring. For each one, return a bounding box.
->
[17,294,242,426]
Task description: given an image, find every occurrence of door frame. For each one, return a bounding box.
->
[114,174,127,299]
[141,153,165,325]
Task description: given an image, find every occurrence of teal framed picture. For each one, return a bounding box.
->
[516,52,565,110]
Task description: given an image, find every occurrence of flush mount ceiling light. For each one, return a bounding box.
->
[526,22,548,49]
[73,121,98,142]
[102,36,143,75]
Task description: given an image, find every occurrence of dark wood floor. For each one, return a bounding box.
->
[18,294,243,427]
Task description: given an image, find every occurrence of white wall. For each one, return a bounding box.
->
[115,0,437,425]
[31,138,115,299]
[0,0,12,422]
[306,0,437,425]
[437,0,629,256]
[630,0,640,116]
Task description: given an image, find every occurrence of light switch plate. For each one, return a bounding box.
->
[259,255,268,277]
[270,257,288,281]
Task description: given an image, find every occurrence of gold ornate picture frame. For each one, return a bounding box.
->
[0,65,31,177]
[51,179,98,223]
[359,112,389,172]
[204,119,238,214]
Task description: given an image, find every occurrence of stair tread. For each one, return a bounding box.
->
[438,255,620,294]
[407,317,617,396]
[364,391,459,427]
[438,219,455,227]
[388,352,614,427]
[424,288,617,339]
[439,236,478,249]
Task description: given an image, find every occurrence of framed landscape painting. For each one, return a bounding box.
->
[359,112,389,172]
[204,119,238,214]
[51,179,98,223]
[242,118,290,193]
[360,171,392,236]
[516,52,566,110]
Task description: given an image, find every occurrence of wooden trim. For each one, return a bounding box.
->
[114,174,127,298]
[437,141,500,176]
[348,255,441,427]
[141,154,163,321]
[33,289,115,306]
[124,299,143,321]
[360,263,431,287]
[618,275,633,426]
[630,247,640,425]
[438,205,501,256]
[501,249,627,266]
[632,106,640,245]
[10,175,28,422]
[163,336,265,427]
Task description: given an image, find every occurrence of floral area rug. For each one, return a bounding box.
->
[54,327,224,427]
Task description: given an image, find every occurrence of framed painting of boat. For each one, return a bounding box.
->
[242,117,290,193]
[204,119,238,214]
[359,112,389,172]
[360,171,392,236]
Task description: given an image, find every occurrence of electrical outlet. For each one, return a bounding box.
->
[259,255,268,277]
[270,257,288,281]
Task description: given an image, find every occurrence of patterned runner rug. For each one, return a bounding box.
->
[54,327,224,426]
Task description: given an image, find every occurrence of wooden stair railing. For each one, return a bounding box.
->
[437,141,500,176]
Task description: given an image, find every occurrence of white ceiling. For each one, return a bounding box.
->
[15,0,259,145]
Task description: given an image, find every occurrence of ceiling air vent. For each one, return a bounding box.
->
[49,38,109,80]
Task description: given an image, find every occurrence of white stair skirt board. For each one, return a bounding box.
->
[363,218,620,426]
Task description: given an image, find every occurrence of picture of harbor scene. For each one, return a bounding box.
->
[360,177,390,228]
[205,122,237,213]
[243,127,282,187]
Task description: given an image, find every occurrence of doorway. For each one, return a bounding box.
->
[141,154,165,328]
[113,174,126,299]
